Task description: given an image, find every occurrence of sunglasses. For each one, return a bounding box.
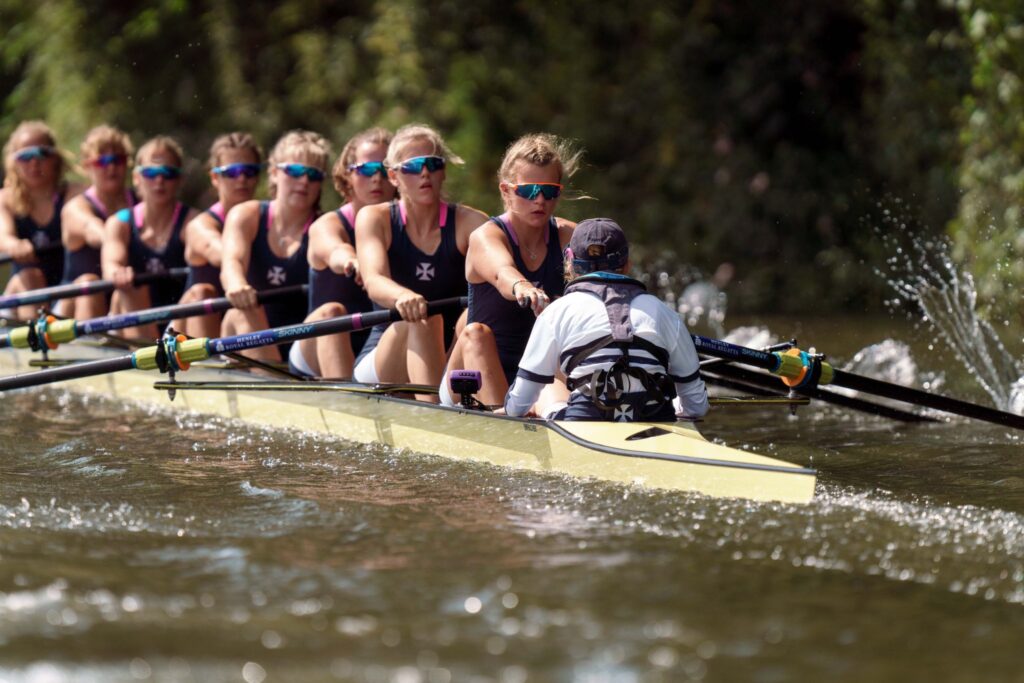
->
[90,153,127,168]
[14,146,55,163]
[398,155,446,175]
[348,161,387,177]
[510,183,563,201]
[275,163,325,181]
[139,165,182,180]
[213,162,262,179]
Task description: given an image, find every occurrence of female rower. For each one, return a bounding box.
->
[0,121,75,319]
[289,127,395,378]
[503,218,709,422]
[175,132,263,338]
[57,125,136,320]
[440,133,580,407]
[102,135,198,339]
[353,124,487,399]
[220,130,329,363]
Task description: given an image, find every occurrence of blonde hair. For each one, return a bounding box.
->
[385,123,464,168]
[208,131,262,170]
[79,125,134,171]
[135,135,185,169]
[332,127,392,199]
[2,121,66,215]
[268,129,331,206]
[497,133,583,184]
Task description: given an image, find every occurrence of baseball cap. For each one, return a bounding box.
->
[567,218,629,273]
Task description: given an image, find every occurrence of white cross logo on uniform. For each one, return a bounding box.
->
[267,266,287,285]
[416,262,435,281]
[31,232,50,248]
[613,405,634,422]
[146,257,163,273]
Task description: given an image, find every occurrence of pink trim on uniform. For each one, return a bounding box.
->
[496,211,549,248]
[132,202,183,231]
[398,201,449,228]
[208,202,225,223]
[340,202,357,227]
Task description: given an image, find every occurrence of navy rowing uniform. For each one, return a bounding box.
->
[119,202,189,307]
[467,213,564,384]
[63,188,137,283]
[308,203,372,355]
[355,200,466,365]
[12,192,65,286]
[246,200,310,330]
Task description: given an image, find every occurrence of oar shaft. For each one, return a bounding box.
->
[831,368,1024,431]
[0,354,135,391]
[0,267,190,309]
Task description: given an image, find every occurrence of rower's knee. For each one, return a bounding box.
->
[462,322,495,351]
[181,283,217,303]
[311,302,348,321]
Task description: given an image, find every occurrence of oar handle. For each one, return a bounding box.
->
[0,267,190,309]
[0,242,63,266]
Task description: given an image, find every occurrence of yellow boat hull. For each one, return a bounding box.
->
[0,343,816,503]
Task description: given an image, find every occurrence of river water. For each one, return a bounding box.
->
[0,315,1022,682]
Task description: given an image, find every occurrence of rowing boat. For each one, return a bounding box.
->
[0,339,818,504]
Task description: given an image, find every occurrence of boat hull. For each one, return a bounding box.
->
[0,343,817,503]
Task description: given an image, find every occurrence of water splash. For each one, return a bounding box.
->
[844,339,945,394]
[876,210,1022,411]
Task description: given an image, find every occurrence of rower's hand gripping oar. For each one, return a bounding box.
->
[692,334,1024,431]
[0,284,308,352]
[0,297,467,392]
[0,267,190,310]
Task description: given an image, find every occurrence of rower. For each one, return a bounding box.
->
[353,124,488,400]
[289,127,395,378]
[503,218,709,422]
[440,133,581,408]
[102,135,198,339]
[176,132,263,338]
[220,130,329,363]
[0,121,77,320]
[58,124,137,320]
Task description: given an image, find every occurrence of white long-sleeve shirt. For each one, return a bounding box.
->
[504,290,709,419]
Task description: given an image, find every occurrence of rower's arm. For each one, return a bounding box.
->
[61,197,105,250]
[664,311,709,419]
[504,306,561,417]
[454,204,488,256]
[356,204,408,308]
[101,214,133,287]
[219,201,260,294]
[183,213,224,268]
[309,212,356,275]
[0,192,19,254]
[466,223,521,298]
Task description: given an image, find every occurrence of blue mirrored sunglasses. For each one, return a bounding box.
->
[91,153,127,168]
[14,146,55,163]
[348,161,387,177]
[511,183,563,200]
[398,155,446,175]
[139,165,182,180]
[275,163,325,181]
[213,163,262,179]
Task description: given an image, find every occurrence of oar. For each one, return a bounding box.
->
[0,284,308,351]
[0,242,63,267]
[0,267,190,310]
[0,297,467,392]
[692,334,1024,431]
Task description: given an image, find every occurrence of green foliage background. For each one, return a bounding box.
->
[0,0,1017,313]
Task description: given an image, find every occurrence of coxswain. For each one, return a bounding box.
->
[353,124,488,400]
[289,127,396,378]
[503,218,709,422]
